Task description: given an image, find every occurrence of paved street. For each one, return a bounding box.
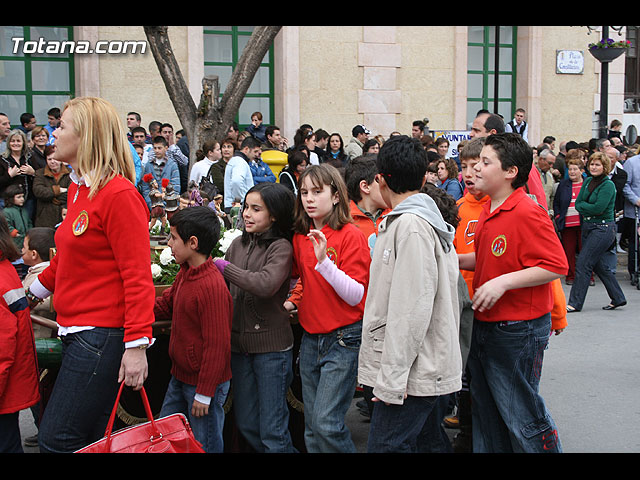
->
[20,256,639,453]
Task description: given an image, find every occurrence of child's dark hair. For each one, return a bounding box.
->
[344,155,377,203]
[420,183,460,230]
[169,206,220,256]
[25,227,56,261]
[152,135,168,147]
[294,164,352,233]
[483,133,533,189]
[0,211,20,262]
[242,182,295,244]
[3,184,24,206]
[376,135,427,194]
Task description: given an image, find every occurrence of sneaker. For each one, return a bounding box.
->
[23,434,38,447]
[443,415,460,429]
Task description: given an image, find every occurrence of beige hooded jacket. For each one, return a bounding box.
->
[358,193,462,405]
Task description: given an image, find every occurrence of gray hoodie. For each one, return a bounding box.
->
[385,193,456,253]
[358,192,462,404]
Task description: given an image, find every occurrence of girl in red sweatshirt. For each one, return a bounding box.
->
[291,164,370,453]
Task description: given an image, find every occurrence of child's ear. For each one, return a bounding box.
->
[359,179,371,195]
[188,235,199,251]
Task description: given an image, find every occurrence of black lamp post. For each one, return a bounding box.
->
[588,26,627,139]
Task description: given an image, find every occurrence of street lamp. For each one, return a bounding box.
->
[586,26,627,138]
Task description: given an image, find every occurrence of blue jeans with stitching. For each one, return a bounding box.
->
[38,327,125,453]
[159,376,229,453]
[230,350,296,452]
[467,314,562,453]
[299,321,361,453]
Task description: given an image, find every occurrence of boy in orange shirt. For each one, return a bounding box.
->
[455,138,491,297]
[344,156,391,252]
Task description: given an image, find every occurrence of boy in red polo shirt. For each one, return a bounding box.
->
[458,133,567,453]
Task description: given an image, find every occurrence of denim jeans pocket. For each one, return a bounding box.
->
[336,321,362,351]
[520,415,561,451]
[71,327,123,356]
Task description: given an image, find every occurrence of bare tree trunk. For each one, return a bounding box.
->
[143,26,282,170]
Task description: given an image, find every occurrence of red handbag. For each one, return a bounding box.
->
[75,382,205,453]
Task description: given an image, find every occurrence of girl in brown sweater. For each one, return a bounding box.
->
[214,182,297,452]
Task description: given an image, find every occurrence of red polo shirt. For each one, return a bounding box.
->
[472,187,568,322]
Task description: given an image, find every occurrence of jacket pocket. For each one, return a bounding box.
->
[369,323,386,353]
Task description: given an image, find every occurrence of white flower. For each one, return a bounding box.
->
[219,228,242,253]
[159,247,175,266]
[150,263,162,278]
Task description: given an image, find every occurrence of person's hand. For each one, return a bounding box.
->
[8,165,20,177]
[553,328,565,336]
[19,164,35,176]
[372,392,407,406]
[307,229,327,263]
[472,275,509,313]
[191,399,209,418]
[118,347,148,391]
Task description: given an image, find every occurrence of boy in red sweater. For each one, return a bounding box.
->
[154,206,233,453]
[458,133,567,453]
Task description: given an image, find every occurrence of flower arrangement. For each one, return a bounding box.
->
[151,247,180,285]
[588,38,631,50]
[211,227,243,259]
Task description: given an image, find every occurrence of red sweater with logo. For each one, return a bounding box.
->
[37,175,155,343]
[292,223,370,334]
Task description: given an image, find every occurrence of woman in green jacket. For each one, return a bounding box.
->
[567,152,626,312]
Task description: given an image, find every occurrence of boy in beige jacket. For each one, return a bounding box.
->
[358,135,462,453]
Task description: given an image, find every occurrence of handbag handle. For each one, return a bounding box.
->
[102,382,161,451]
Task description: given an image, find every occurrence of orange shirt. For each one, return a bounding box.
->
[454,192,490,297]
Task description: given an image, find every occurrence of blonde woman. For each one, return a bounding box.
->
[26,97,156,453]
[0,129,36,213]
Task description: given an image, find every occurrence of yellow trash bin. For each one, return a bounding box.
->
[261,149,288,180]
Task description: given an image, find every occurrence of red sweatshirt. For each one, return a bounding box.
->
[37,175,155,343]
[0,259,40,415]
[154,258,232,397]
[292,223,370,334]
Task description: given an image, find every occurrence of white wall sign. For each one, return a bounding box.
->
[556,50,584,74]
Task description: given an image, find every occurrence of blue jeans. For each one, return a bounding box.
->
[159,376,229,453]
[38,327,125,453]
[467,314,562,453]
[230,350,296,453]
[568,221,626,310]
[299,321,361,453]
[367,394,452,453]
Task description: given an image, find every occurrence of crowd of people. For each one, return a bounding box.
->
[1,98,639,454]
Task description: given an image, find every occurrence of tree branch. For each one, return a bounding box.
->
[143,26,197,134]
